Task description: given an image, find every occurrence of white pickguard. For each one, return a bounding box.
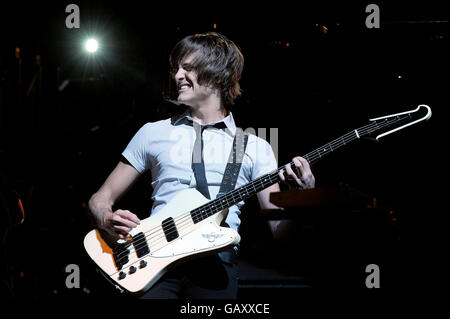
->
[151,221,234,258]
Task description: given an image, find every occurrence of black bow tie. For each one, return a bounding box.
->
[188,118,227,131]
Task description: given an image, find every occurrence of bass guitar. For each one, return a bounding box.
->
[84,104,431,294]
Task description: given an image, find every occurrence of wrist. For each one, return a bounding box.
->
[99,209,113,229]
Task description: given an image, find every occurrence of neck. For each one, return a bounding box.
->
[188,98,227,125]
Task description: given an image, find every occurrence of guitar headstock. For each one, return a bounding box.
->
[367,104,432,141]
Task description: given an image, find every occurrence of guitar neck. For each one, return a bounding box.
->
[190,111,415,224]
[190,127,361,223]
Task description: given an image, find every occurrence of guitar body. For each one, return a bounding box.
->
[83,188,240,294]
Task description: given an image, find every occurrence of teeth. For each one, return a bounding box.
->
[180,85,190,90]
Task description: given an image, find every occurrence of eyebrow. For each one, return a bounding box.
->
[179,52,198,66]
[181,62,194,68]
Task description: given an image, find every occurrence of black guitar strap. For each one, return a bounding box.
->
[217,130,249,198]
[192,128,249,200]
[218,130,249,264]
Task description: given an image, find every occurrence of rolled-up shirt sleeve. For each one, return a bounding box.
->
[250,137,278,180]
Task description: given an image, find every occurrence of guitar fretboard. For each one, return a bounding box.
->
[190,112,413,224]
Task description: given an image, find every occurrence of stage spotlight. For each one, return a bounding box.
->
[85,38,99,53]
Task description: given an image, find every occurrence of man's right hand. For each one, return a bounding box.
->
[102,209,140,239]
[88,161,142,240]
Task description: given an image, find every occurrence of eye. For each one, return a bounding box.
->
[181,63,194,72]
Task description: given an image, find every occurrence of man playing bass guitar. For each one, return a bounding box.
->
[88,32,315,299]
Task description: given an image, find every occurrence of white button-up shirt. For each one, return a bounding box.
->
[122,110,277,231]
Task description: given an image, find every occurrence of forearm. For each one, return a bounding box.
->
[88,192,114,229]
[87,161,141,237]
[256,184,285,236]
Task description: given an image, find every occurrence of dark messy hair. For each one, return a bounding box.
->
[169,32,244,107]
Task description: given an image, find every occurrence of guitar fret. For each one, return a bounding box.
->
[220,197,229,207]
[259,179,265,189]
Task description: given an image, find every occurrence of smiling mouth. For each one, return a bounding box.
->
[178,82,192,92]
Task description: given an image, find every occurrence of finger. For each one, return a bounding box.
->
[295,156,315,188]
[293,157,309,178]
[279,170,296,189]
[285,163,302,184]
[112,213,139,229]
[113,225,132,236]
[116,210,140,225]
[292,157,303,176]
[117,233,132,240]
[116,210,140,224]
[284,164,304,189]
[285,163,296,178]
[279,168,299,189]
[117,234,131,240]
[297,157,311,172]
[292,158,307,188]
[278,169,286,182]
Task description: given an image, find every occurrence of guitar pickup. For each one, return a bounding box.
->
[113,244,130,270]
[162,217,179,242]
[133,232,150,258]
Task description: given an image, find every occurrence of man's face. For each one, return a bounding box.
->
[174,53,219,107]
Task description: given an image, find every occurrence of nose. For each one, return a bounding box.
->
[174,66,185,82]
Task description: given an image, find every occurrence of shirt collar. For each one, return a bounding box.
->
[172,109,237,136]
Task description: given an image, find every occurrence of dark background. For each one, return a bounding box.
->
[0,0,447,301]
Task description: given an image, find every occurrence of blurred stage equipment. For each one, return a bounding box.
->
[240,185,399,291]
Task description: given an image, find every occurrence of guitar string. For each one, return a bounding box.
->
[114,114,411,264]
[306,116,405,164]
[305,115,410,165]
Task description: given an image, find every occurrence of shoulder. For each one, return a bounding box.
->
[246,133,274,152]
[126,119,173,147]
[244,132,277,166]
[136,118,173,134]
[148,118,173,129]
[243,133,278,178]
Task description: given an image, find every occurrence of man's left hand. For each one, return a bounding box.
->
[278,156,315,189]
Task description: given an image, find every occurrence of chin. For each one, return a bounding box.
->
[177,95,194,106]
[177,97,187,104]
